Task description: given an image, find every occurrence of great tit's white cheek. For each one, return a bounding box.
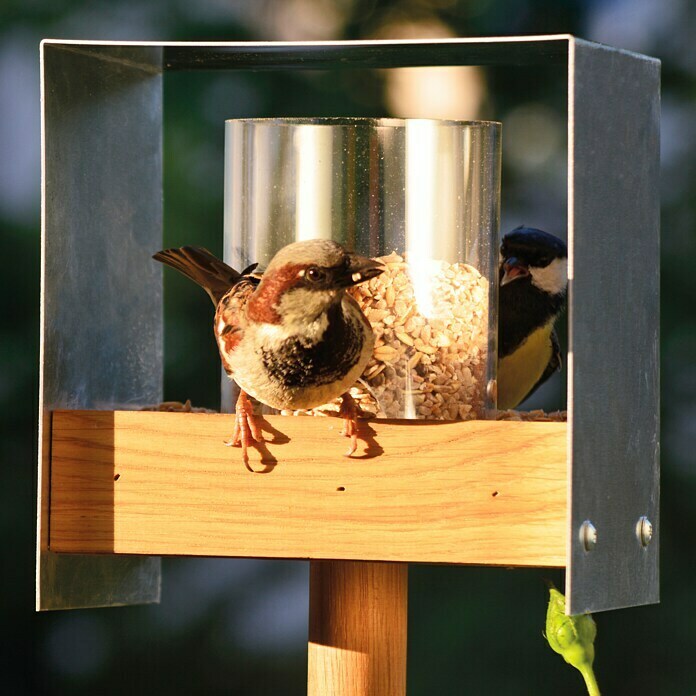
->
[530,257,568,295]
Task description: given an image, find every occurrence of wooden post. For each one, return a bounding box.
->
[308,560,408,696]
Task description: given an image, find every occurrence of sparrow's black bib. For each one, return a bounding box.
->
[261,303,363,388]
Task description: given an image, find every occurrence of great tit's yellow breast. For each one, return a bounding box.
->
[497,322,554,409]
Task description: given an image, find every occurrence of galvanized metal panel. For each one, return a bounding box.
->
[567,38,660,614]
[38,43,163,610]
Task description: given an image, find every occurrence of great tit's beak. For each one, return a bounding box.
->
[339,254,384,287]
[501,257,530,286]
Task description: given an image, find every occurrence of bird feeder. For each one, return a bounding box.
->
[37,36,659,695]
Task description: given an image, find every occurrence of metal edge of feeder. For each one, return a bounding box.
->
[38,36,660,614]
[37,42,164,610]
[566,38,660,614]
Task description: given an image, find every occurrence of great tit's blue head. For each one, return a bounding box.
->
[500,226,568,296]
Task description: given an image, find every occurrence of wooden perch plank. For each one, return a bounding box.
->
[50,410,567,567]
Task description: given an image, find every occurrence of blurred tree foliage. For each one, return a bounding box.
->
[2,1,695,694]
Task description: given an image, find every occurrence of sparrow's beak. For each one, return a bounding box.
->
[339,254,384,287]
[501,257,530,286]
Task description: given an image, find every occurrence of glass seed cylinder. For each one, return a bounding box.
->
[223,117,501,420]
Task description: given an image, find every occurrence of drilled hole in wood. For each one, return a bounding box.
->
[336,486,346,492]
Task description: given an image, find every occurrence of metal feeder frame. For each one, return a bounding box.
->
[38,36,659,620]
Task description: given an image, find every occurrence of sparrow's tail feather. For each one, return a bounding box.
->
[153,246,244,305]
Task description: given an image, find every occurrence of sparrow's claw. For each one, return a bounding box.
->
[338,393,361,457]
[225,391,264,466]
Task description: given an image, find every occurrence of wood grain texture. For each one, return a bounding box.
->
[308,560,407,696]
[50,410,567,566]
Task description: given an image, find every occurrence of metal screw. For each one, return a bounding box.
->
[636,516,653,547]
[580,520,597,552]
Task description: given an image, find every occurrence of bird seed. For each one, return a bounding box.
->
[296,252,491,421]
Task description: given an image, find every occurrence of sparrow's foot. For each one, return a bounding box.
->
[338,392,362,457]
[225,391,264,466]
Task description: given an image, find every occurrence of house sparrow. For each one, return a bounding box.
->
[497,226,568,409]
[153,240,383,465]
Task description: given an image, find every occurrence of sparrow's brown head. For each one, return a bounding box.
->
[247,239,383,325]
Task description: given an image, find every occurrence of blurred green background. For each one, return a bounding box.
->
[3,1,695,694]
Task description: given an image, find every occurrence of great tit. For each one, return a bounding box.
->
[497,226,568,410]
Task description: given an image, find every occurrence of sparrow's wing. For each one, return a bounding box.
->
[153,246,244,305]
[521,329,563,404]
[215,276,260,377]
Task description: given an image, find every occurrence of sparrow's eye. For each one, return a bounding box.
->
[305,266,327,283]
